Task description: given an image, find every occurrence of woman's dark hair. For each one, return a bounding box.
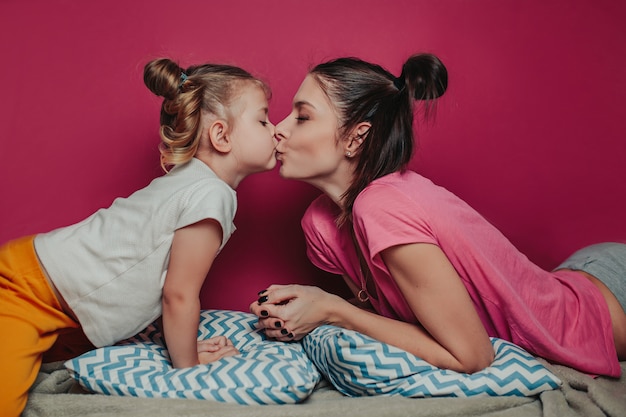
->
[310,53,447,225]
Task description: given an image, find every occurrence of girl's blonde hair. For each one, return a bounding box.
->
[144,58,269,171]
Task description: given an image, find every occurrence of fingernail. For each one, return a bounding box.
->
[288,333,294,338]
[281,329,288,335]
[257,289,267,295]
[257,295,268,304]
[260,310,269,317]
[275,321,281,328]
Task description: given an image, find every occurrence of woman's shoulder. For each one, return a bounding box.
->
[356,170,431,205]
[369,169,430,189]
[302,194,339,228]
[301,194,350,247]
[353,170,464,229]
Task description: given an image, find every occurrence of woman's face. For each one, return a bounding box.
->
[275,75,348,185]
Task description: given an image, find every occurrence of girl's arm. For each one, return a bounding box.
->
[252,243,493,373]
[162,218,224,368]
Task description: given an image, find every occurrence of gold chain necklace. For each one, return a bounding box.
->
[351,228,370,303]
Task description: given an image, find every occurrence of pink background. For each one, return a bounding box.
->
[1,0,625,312]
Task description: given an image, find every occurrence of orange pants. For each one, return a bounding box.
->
[0,236,79,417]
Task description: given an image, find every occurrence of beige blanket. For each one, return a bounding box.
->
[24,360,626,417]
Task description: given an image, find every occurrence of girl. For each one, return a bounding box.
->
[251,54,625,378]
[0,58,277,417]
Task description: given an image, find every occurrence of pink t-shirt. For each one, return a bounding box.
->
[302,170,620,377]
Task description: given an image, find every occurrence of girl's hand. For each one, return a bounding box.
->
[196,336,239,364]
[249,284,344,341]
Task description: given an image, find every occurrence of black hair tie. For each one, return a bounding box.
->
[393,76,405,90]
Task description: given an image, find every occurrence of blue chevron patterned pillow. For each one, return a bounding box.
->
[65,310,320,405]
[302,325,561,397]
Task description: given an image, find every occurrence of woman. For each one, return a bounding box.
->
[250,53,626,377]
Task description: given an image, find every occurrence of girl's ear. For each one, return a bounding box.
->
[345,122,371,154]
[207,120,232,153]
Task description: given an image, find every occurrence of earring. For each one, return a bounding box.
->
[346,151,351,157]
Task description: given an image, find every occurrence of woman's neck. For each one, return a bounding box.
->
[306,171,353,209]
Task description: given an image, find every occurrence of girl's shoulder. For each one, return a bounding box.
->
[158,159,236,199]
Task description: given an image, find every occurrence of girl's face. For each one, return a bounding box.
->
[275,75,348,186]
[230,84,277,175]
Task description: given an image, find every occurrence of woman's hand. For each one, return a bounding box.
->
[196,336,239,364]
[252,243,494,374]
[249,284,345,341]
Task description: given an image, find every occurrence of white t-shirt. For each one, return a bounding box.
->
[35,158,237,347]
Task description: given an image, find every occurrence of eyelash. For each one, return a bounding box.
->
[260,121,268,126]
[295,116,309,123]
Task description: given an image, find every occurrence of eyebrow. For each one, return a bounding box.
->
[294,100,316,110]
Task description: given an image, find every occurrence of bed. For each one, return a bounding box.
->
[24,310,626,417]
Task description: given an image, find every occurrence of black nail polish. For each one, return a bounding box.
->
[288,333,294,338]
[281,329,288,335]
[257,289,267,295]
[257,295,268,304]
[260,310,269,317]
[275,321,281,328]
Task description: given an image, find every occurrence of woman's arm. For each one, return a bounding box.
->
[252,243,493,373]
[163,219,230,368]
[381,242,494,372]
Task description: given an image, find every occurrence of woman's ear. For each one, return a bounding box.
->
[207,120,232,153]
[346,122,371,154]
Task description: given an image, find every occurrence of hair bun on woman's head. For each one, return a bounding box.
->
[401,54,448,101]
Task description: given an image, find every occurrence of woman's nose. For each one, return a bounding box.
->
[269,122,279,145]
[274,119,287,142]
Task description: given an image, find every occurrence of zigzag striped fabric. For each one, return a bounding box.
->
[302,325,561,398]
[65,310,320,405]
